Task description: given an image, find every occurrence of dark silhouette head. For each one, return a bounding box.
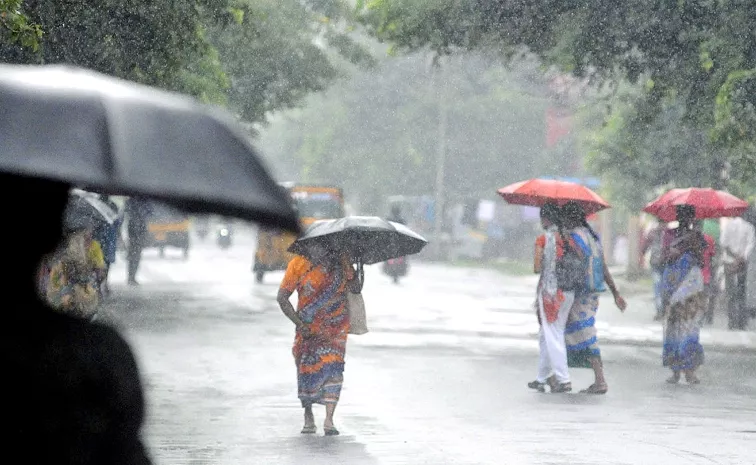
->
[560,200,600,241]
[561,201,587,228]
[0,172,70,291]
[390,204,402,218]
[676,204,696,228]
[742,205,756,226]
[306,243,338,267]
[540,202,561,229]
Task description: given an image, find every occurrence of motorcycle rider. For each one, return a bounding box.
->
[388,204,406,225]
[216,217,233,248]
[385,204,408,283]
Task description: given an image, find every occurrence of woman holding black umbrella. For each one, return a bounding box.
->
[279,216,426,435]
[277,244,362,436]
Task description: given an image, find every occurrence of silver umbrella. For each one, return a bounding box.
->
[288,216,428,265]
[0,64,298,232]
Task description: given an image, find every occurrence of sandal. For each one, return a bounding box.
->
[666,372,681,385]
[551,382,572,393]
[324,426,340,436]
[527,380,546,393]
[580,383,608,394]
[546,375,558,392]
[685,374,701,385]
[300,425,317,434]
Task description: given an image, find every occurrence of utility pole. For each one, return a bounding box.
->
[429,53,448,260]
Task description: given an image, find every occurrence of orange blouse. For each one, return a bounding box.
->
[280,255,355,311]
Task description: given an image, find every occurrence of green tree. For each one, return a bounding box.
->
[0,0,41,51]
[1,1,230,94]
[1,0,372,124]
[356,0,756,201]
[209,0,372,124]
[258,53,557,212]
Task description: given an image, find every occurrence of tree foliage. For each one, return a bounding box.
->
[0,0,41,51]
[0,0,371,124]
[258,53,558,212]
[357,0,756,203]
[209,0,369,124]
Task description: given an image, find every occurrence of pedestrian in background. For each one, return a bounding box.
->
[641,221,666,321]
[94,194,122,296]
[125,197,151,286]
[720,214,755,330]
[661,205,706,384]
[529,202,573,393]
[694,221,717,325]
[561,201,626,395]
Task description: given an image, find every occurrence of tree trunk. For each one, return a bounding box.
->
[626,215,644,281]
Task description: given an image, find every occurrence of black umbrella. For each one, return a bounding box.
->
[0,64,298,233]
[63,195,109,231]
[287,216,428,265]
[70,190,120,224]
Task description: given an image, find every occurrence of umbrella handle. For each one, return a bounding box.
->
[354,258,365,293]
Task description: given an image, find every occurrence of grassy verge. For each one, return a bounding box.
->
[449,258,534,276]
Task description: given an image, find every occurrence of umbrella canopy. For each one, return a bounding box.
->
[63,195,111,231]
[643,188,748,222]
[0,64,298,233]
[70,189,120,224]
[287,216,428,265]
[497,178,610,215]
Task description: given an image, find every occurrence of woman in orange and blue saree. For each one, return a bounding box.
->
[277,244,359,436]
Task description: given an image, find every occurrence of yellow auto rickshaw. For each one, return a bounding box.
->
[253,184,345,283]
[145,201,191,259]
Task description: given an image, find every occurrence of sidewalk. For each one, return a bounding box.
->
[595,291,756,352]
[605,266,756,351]
[359,264,756,354]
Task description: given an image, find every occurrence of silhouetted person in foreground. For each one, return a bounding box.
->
[2,172,151,464]
[125,197,151,285]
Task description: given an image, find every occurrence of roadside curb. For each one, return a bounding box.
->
[441,260,652,296]
[361,327,756,355]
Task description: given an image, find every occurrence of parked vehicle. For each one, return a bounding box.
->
[145,202,190,259]
[253,183,345,283]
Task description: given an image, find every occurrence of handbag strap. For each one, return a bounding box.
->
[352,259,364,293]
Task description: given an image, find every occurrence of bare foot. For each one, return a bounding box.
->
[303,407,315,428]
[666,371,681,384]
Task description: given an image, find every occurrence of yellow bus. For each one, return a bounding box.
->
[253,184,345,283]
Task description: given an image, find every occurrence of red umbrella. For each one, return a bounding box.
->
[497,178,610,215]
[643,188,748,222]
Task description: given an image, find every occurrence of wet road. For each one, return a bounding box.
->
[103,230,756,464]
